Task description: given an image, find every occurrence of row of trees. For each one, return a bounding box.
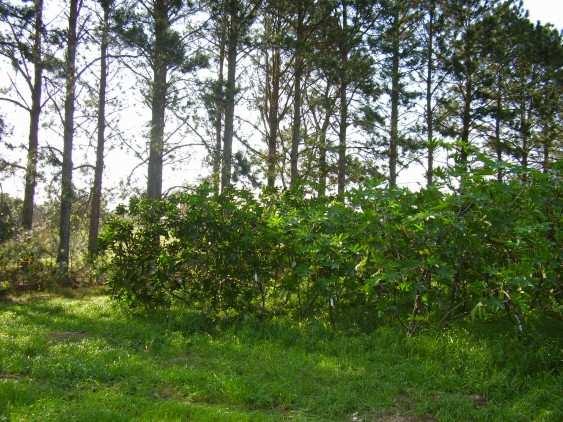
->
[0,0,561,280]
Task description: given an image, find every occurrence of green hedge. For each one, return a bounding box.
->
[99,169,561,331]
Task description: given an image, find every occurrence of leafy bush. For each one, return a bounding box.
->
[0,231,58,294]
[0,193,21,243]
[0,195,58,294]
[99,185,281,314]
[100,169,561,331]
[0,196,114,294]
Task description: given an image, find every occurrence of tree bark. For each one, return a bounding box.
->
[88,1,110,256]
[221,0,239,192]
[459,31,473,175]
[389,8,400,188]
[147,0,168,199]
[425,2,434,187]
[318,112,331,198]
[266,43,280,189]
[494,73,503,182]
[57,0,80,282]
[213,21,225,194]
[519,85,529,170]
[290,5,305,189]
[337,0,348,200]
[22,0,44,230]
[460,74,472,171]
[542,141,550,173]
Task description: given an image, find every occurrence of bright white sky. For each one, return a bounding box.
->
[1,1,561,202]
[524,0,563,28]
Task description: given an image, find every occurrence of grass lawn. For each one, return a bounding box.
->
[0,289,561,421]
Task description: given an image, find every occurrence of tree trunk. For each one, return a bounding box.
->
[147,0,168,199]
[495,73,502,182]
[542,141,549,173]
[520,86,529,170]
[389,9,400,188]
[318,112,331,198]
[267,44,280,189]
[425,2,434,187]
[459,75,472,172]
[337,0,348,200]
[213,23,225,194]
[57,0,80,282]
[88,1,110,256]
[221,1,238,192]
[290,6,305,189]
[22,0,44,230]
[459,35,473,175]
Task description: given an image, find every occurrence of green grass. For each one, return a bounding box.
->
[1,290,561,421]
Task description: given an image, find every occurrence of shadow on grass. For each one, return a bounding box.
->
[1,293,562,421]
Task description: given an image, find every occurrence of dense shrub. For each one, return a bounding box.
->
[0,198,91,293]
[100,170,561,331]
[0,195,56,294]
[0,232,58,294]
[0,193,21,243]
[99,187,279,313]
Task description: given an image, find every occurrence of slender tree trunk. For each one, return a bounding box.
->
[88,1,110,256]
[494,73,503,182]
[337,1,348,200]
[221,1,238,192]
[520,87,529,170]
[318,112,331,198]
[458,26,475,177]
[460,75,472,171]
[459,34,474,174]
[147,0,168,199]
[542,141,550,173]
[389,9,400,188]
[290,6,305,189]
[213,24,225,194]
[267,44,280,189]
[22,0,44,230]
[425,2,434,187]
[57,0,80,282]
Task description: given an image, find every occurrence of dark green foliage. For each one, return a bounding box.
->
[100,164,561,330]
[100,185,275,313]
[0,193,20,243]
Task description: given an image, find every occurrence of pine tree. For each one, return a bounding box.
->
[534,25,563,172]
[22,0,44,229]
[290,0,376,197]
[211,2,227,193]
[0,0,45,229]
[508,19,563,172]
[88,0,113,256]
[57,0,82,281]
[417,0,449,186]
[478,2,514,180]
[438,0,493,175]
[377,0,420,187]
[334,0,377,198]
[219,0,261,191]
[114,0,203,198]
[288,1,309,189]
[261,0,287,189]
